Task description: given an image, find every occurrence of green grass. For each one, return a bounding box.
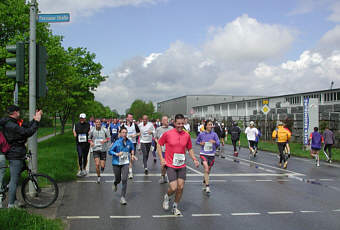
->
[37,131,78,182]
[37,123,72,138]
[0,208,64,230]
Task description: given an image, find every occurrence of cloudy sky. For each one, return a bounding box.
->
[38,0,340,113]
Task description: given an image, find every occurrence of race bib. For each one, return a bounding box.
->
[78,134,87,143]
[95,138,103,146]
[119,152,129,165]
[112,129,117,134]
[172,153,185,167]
[161,145,166,152]
[204,142,213,152]
[151,145,155,152]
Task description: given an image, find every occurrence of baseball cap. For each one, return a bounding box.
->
[250,121,255,125]
[79,113,86,119]
[7,105,20,114]
[277,121,284,126]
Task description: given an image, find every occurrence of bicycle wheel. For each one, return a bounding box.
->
[21,173,59,208]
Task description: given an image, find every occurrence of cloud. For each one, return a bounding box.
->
[37,0,165,19]
[95,15,299,113]
[328,1,340,22]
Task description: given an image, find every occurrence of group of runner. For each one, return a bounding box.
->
[73,113,335,214]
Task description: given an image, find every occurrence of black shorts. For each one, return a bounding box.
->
[93,151,107,161]
[200,155,215,169]
[166,166,186,182]
[311,147,321,151]
[248,140,256,149]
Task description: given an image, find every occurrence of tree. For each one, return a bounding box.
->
[127,100,161,120]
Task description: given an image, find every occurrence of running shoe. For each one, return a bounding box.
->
[120,197,127,205]
[328,159,332,164]
[172,207,182,216]
[205,186,211,193]
[113,183,118,192]
[97,177,101,184]
[159,176,168,184]
[144,168,149,175]
[128,172,133,179]
[162,194,169,210]
[283,161,288,169]
[77,170,82,177]
[154,158,157,163]
[278,163,282,168]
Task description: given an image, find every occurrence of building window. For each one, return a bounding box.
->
[222,104,228,111]
[214,105,220,112]
[247,101,256,108]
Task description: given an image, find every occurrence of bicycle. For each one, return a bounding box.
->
[0,151,59,208]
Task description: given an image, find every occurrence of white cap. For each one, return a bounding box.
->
[79,113,86,119]
[250,121,255,125]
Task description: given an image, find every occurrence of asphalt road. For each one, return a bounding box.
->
[57,140,340,230]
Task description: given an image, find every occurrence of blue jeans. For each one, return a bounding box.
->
[8,160,24,205]
[0,154,6,193]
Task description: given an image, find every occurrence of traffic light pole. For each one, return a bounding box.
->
[14,82,18,106]
[28,0,37,173]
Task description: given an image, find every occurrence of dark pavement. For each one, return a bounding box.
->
[56,140,340,230]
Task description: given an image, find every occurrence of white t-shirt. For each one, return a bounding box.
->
[138,122,155,143]
[245,127,258,141]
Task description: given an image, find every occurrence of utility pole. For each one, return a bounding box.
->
[28,0,37,173]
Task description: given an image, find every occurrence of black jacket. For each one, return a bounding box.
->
[229,126,241,141]
[0,117,39,160]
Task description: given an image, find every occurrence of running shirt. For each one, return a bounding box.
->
[155,126,173,152]
[245,127,258,141]
[158,128,192,169]
[138,122,155,143]
[310,132,324,149]
[109,137,134,166]
[110,123,120,138]
[89,127,110,152]
[74,122,90,144]
[196,131,220,156]
[121,123,140,144]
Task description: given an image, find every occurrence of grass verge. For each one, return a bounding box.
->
[37,123,72,139]
[0,208,64,230]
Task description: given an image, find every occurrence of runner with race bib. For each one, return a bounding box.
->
[157,114,199,216]
[196,120,220,194]
[108,127,136,205]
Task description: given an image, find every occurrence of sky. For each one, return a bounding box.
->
[38,0,340,113]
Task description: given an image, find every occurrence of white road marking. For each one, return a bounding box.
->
[231,213,261,216]
[132,181,152,183]
[110,216,141,219]
[192,214,221,217]
[77,180,98,183]
[300,211,321,213]
[186,165,204,175]
[231,180,252,182]
[152,215,183,218]
[67,216,100,219]
[186,180,226,183]
[319,179,335,181]
[333,209,340,212]
[255,179,273,182]
[268,211,294,215]
[276,179,290,182]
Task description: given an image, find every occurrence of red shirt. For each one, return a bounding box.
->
[158,128,192,169]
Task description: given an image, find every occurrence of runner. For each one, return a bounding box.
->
[89,119,111,183]
[109,127,136,205]
[272,121,291,169]
[120,113,140,179]
[323,127,335,163]
[151,119,159,163]
[73,113,91,176]
[109,118,120,144]
[138,115,155,175]
[229,121,241,158]
[196,120,220,193]
[157,114,199,216]
[244,121,258,158]
[309,127,324,167]
[155,116,173,184]
[184,118,190,132]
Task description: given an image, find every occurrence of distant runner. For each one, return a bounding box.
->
[309,127,324,167]
[272,121,291,169]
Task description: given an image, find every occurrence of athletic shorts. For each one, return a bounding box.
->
[166,166,186,182]
[311,147,321,151]
[200,155,215,169]
[93,151,107,161]
[162,152,165,158]
[248,140,256,149]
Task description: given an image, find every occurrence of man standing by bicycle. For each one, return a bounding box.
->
[0,105,42,208]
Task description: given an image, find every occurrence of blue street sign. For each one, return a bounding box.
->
[38,13,70,23]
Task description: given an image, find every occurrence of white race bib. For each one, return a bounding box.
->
[95,138,103,146]
[78,134,87,143]
[112,129,117,134]
[151,145,155,152]
[119,152,129,165]
[172,153,185,167]
[204,142,213,152]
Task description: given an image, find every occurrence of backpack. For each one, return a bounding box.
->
[0,131,10,154]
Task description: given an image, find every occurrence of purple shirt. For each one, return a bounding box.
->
[196,131,220,156]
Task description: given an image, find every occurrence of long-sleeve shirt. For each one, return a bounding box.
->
[108,137,134,165]
[196,131,220,156]
[323,129,335,145]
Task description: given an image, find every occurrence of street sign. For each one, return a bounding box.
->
[263,99,269,105]
[261,105,270,115]
[38,13,70,23]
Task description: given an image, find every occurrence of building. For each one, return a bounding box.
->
[157,95,262,117]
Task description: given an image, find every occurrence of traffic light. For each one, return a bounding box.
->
[6,42,25,83]
[36,44,47,98]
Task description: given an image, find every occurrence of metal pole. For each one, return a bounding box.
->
[28,0,37,173]
[14,82,18,106]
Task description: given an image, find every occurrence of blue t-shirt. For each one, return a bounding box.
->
[108,137,134,165]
